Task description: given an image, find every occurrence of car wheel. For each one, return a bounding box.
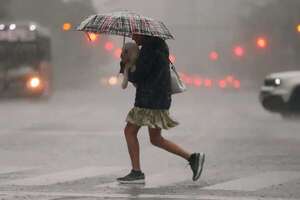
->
[262,96,285,112]
[288,86,300,111]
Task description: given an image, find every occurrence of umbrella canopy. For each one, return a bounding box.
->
[76,11,174,40]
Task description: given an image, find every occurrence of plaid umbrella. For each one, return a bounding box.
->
[76,11,174,40]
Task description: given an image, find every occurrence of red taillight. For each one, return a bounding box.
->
[219,80,227,89]
[193,78,202,87]
[233,80,241,89]
[209,51,219,61]
[204,79,213,88]
[105,42,114,51]
[234,46,245,57]
[256,37,267,49]
[185,77,193,85]
[226,75,234,83]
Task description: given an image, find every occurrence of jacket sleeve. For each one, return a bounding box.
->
[128,51,155,84]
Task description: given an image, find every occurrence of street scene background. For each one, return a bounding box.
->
[0,0,300,199]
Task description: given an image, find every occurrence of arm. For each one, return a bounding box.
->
[128,51,154,84]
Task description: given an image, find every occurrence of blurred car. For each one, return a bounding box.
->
[0,21,52,98]
[260,71,300,118]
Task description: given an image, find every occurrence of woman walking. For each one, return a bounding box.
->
[117,34,205,184]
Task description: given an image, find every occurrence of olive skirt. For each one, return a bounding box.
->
[126,107,179,130]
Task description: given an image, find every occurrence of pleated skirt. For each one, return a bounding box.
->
[126,107,179,130]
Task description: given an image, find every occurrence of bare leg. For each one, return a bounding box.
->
[148,127,191,160]
[124,122,141,171]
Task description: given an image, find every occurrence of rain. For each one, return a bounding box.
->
[0,1,299,199]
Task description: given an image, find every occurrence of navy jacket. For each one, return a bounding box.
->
[125,39,172,110]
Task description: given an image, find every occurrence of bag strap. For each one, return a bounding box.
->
[169,59,176,70]
[168,58,182,81]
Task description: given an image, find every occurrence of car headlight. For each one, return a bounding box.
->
[274,78,281,86]
[27,76,41,89]
[264,78,281,87]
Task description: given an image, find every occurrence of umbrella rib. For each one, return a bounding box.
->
[129,16,135,36]
[144,19,155,37]
[99,15,112,33]
[77,11,174,40]
[122,15,131,37]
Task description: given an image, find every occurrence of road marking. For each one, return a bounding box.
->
[203,171,300,191]
[27,130,121,136]
[96,168,190,189]
[0,166,35,175]
[2,166,125,186]
[145,169,190,188]
[0,191,297,200]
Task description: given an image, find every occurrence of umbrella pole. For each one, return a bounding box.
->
[86,32,91,41]
[123,35,125,47]
[118,35,126,76]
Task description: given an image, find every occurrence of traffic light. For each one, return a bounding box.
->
[233,46,245,57]
[204,79,213,88]
[209,51,219,61]
[105,42,114,51]
[62,23,72,31]
[256,37,267,49]
[193,77,202,87]
[86,32,98,42]
[297,24,300,33]
[219,80,227,89]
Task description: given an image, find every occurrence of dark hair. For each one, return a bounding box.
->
[143,36,169,57]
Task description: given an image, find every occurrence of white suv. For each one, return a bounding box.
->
[260,71,300,117]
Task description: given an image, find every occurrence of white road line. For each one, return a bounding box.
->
[0,191,297,200]
[0,166,35,175]
[203,171,300,191]
[144,169,190,188]
[96,168,190,189]
[2,166,125,186]
[28,130,121,136]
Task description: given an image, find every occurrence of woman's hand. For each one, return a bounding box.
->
[119,61,125,74]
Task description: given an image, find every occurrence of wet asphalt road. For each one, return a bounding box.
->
[0,86,299,200]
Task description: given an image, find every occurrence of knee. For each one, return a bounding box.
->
[150,136,164,147]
